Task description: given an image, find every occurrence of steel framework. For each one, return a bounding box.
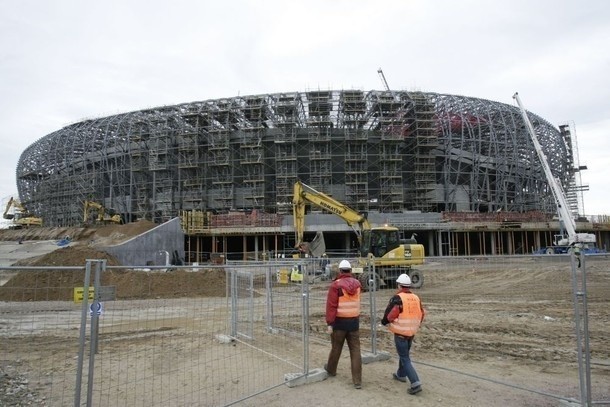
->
[16,91,573,227]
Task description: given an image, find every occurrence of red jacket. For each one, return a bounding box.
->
[326,273,362,325]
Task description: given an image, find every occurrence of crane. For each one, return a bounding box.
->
[513,93,596,253]
[377,68,390,91]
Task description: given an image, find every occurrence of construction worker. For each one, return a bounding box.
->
[324,259,362,389]
[382,273,425,395]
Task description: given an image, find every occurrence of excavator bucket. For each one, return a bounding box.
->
[308,231,326,258]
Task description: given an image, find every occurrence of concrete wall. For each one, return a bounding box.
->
[101,217,185,266]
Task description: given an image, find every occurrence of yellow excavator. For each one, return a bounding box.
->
[293,181,425,289]
[3,197,43,229]
[83,200,122,225]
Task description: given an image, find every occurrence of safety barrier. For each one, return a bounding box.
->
[1,254,608,406]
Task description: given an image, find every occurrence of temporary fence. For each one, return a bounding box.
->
[0,254,608,406]
[0,259,326,406]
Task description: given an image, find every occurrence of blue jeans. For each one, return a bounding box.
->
[394,334,420,387]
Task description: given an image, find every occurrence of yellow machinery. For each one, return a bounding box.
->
[83,200,122,225]
[293,181,425,289]
[3,197,43,229]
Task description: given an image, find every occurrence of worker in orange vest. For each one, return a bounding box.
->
[324,259,362,389]
[382,273,425,395]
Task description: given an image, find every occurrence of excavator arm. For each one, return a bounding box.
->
[3,197,15,219]
[293,181,371,250]
[3,197,43,227]
[84,200,103,223]
[83,200,121,224]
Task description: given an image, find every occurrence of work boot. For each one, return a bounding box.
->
[392,373,407,382]
[408,385,422,395]
[323,363,336,377]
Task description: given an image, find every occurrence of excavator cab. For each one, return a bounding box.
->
[361,227,401,258]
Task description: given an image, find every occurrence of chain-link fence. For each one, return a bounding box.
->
[1,254,608,406]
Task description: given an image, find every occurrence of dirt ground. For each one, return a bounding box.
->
[246,256,610,407]
[0,220,158,246]
[0,222,227,302]
[0,225,609,406]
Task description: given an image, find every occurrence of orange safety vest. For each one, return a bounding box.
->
[389,292,423,337]
[336,287,361,318]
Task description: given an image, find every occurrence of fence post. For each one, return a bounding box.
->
[86,259,106,406]
[570,252,592,406]
[368,261,378,354]
[266,265,274,332]
[74,260,93,406]
[230,270,237,337]
[302,261,310,375]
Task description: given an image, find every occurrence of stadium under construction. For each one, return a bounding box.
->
[14,90,610,261]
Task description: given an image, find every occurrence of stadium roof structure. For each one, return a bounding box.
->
[16,90,577,227]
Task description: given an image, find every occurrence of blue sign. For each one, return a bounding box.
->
[89,302,104,317]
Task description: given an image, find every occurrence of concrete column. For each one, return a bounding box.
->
[243,235,247,261]
[428,232,436,256]
[345,233,351,254]
[436,231,443,256]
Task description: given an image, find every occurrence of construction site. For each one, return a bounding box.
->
[10,90,610,262]
[3,89,610,405]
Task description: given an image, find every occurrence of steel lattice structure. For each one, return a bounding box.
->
[16,90,574,227]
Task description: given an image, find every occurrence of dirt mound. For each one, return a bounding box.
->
[0,219,158,245]
[0,220,228,301]
[0,267,227,302]
[0,226,96,242]
[13,245,121,268]
[86,220,158,246]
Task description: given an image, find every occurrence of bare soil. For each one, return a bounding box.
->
[0,220,158,245]
[254,258,610,406]
[0,222,228,302]
[0,225,609,406]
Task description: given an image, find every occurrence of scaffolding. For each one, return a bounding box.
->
[306,91,333,192]
[340,90,369,212]
[559,123,588,219]
[16,90,575,227]
[409,92,439,212]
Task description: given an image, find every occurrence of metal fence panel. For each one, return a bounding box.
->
[2,254,609,406]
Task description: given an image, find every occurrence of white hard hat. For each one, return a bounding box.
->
[396,273,411,286]
[338,260,352,271]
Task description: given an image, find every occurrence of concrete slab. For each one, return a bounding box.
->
[362,350,391,364]
[283,351,391,388]
[284,368,328,388]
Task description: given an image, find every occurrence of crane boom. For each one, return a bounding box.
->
[513,92,594,246]
[377,68,390,91]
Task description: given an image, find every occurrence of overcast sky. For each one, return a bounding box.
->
[1,0,608,216]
